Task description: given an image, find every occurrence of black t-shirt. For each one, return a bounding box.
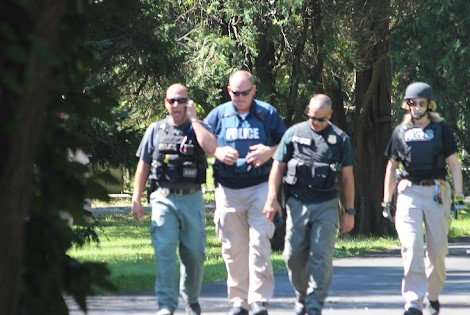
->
[385,120,458,179]
[274,122,355,203]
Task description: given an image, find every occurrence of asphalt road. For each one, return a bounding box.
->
[68,242,470,315]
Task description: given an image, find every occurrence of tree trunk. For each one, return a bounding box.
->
[285,3,310,126]
[254,21,276,104]
[308,0,324,93]
[0,1,66,313]
[351,0,393,235]
[326,75,348,133]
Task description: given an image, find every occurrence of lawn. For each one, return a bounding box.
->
[68,210,470,293]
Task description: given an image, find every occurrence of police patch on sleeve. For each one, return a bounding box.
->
[327,135,337,144]
[425,129,435,139]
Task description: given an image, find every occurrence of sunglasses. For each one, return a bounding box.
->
[230,87,253,97]
[406,99,428,108]
[305,113,328,122]
[166,97,188,104]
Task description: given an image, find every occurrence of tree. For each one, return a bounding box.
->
[1,1,68,313]
[349,0,393,234]
[0,1,128,313]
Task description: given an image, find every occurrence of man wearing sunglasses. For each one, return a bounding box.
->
[131,84,216,315]
[263,94,355,315]
[204,70,286,315]
[382,82,463,315]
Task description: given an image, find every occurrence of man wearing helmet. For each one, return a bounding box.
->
[382,82,464,315]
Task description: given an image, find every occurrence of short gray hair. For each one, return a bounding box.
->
[229,70,254,85]
[309,94,332,110]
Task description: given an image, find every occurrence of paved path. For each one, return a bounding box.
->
[68,242,470,315]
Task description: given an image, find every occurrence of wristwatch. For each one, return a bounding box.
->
[344,208,356,216]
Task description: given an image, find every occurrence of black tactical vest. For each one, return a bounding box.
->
[151,121,207,185]
[397,121,446,179]
[284,122,342,192]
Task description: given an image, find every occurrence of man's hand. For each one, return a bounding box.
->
[246,144,273,168]
[381,201,394,223]
[131,199,145,221]
[340,213,354,234]
[186,99,197,120]
[263,198,281,222]
[214,146,239,165]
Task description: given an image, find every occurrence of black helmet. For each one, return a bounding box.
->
[404,82,434,100]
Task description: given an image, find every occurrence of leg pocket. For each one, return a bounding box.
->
[213,209,222,241]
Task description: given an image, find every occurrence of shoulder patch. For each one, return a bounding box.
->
[327,135,337,144]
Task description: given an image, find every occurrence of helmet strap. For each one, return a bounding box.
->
[411,109,428,121]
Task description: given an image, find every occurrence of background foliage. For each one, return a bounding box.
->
[89,0,468,209]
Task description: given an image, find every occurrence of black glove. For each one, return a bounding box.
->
[381,201,394,222]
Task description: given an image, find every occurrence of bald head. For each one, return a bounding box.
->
[229,70,254,86]
[166,83,188,98]
[308,94,332,110]
[306,94,332,132]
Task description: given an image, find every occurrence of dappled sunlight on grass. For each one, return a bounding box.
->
[334,235,400,258]
[449,213,470,238]
[69,211,470,292]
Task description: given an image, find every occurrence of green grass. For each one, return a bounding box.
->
[449,210,470,238]
[69,211,470,293]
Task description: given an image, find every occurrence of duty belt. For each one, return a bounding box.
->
[157,187,201,197]
[408,179,437,186]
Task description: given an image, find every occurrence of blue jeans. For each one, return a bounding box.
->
[150,189,206,310]
[283,197,339,313]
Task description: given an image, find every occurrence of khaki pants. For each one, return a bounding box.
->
[214,182,275,309]
[395,179,451,311]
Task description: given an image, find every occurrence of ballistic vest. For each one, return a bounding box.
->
[151,120,206,185]
[213,101,273,180]
[284,122,342,192]
[398,121,446,179]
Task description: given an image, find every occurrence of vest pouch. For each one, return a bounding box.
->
[162,154,181,182]
[309,162,333,189]
[182,161,198,179]
[196,161,207,184]
[285,159,303,185]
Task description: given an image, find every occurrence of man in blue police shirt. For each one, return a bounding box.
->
[204,70,286,315]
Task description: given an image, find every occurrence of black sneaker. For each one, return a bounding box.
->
[429,300,440,315]
[404,307,422,315]
[250,302,269,315]
[227,306,249,315]
[186,302,201,315]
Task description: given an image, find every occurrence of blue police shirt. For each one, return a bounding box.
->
[204,99,286,188]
